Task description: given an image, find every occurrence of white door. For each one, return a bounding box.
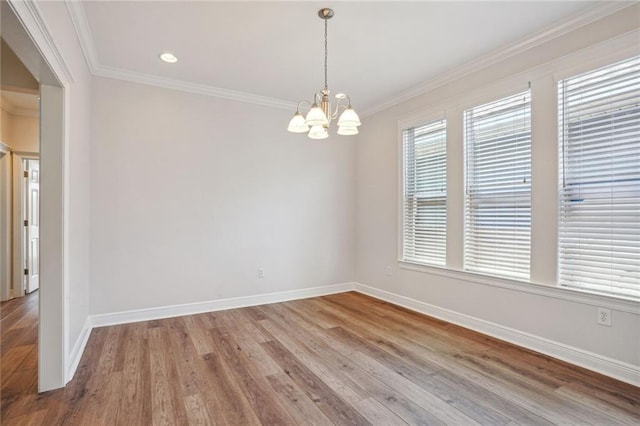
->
[25,159,39,293]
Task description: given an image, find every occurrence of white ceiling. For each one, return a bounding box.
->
[77,1,610,113]
[0,90,39,116]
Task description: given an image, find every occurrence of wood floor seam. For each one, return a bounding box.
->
[1,291,639,425]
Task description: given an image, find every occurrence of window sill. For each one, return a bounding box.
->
[398,260,640,314]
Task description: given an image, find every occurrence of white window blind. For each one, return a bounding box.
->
[558,56,640,299]
[402,119,447,266]
[464,91,531,280]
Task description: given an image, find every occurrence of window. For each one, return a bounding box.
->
[402,119,447,266]
[464,91,532,280]
[558,56,640,299]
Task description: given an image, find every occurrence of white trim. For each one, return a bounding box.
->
[8,0,73,392]
[12,153,27,299]
[64,0,98,73]
[72,280,639,387]
[353,283,640,387]
[91,282,355,327]
[64,0,295,111]
[11,152,39,300]
[390,31,639,127]
[11,1,74,85]
[397,113,449,267]
[0,147,12,302]
[93,66,297,111]
[66,315,92,382]
[361,2,633,116]
[398,261,640,314]
[63,1,632,115]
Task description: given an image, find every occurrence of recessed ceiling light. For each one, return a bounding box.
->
[159,52,178,63]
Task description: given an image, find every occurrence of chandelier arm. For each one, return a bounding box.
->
[331,96,349,119]
[296,100,312,113]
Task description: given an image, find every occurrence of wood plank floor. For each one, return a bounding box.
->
[1,291,639,425]
[1,290,39,405]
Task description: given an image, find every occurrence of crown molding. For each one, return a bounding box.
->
[360,1,635,117]
[64,0,296,110]
[9,0,74,85]
[65,0,98,73]
[64,0,633,114]
[92,65,297,110]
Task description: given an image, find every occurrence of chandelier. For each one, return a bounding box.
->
[287,8,361,139]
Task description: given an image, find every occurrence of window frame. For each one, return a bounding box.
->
[400,117,448,267]
[463,90,533,281]
[394,34,640,306]
[557,55,640,299]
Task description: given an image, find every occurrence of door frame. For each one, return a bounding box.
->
[12,152,39,299]
[5,0,73,392]
[0,142,13,301]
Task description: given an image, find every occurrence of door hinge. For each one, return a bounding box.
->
[24,268,28,275]
[24,171,28,178]
[24,219,28,226]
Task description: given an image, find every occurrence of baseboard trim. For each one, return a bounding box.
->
[353,282,640,387]
[72,281,638,387]
[66,315,92,383]
[90,282,356,328]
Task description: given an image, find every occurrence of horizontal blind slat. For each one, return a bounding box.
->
[403,119,447,266]
[464,90,531,281]
[559,55,640,299]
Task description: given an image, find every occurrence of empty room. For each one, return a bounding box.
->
[0,0,639,424]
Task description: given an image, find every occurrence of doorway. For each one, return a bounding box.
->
[21,158,40,295]
[2,0,68,392]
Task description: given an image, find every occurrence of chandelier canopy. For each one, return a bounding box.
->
[287,8,361,139]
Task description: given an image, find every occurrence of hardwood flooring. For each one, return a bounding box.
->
[1,290,39,404]
[1,291,639,425]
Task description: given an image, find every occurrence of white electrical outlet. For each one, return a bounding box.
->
[386,266,393,276]
[257,268,264,279]
[597,307,612,326]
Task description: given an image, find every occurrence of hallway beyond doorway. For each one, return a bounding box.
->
[0,289,38,400]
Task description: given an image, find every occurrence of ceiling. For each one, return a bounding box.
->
[0,90,39,116]
[76,1,613,114]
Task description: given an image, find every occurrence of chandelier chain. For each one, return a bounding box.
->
[324,17,328,90]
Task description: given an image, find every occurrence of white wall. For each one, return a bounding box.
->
[355,7,640,375]
[90,77,355,315]
[0,108,11,143]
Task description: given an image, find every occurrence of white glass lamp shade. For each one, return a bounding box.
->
[337,107,361,127]
[287,113,310,133]
[308,125,329,140]
[305,104,329,126]
[337,125,359,136]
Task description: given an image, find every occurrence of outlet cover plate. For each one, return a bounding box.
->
[597,307,612,326]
